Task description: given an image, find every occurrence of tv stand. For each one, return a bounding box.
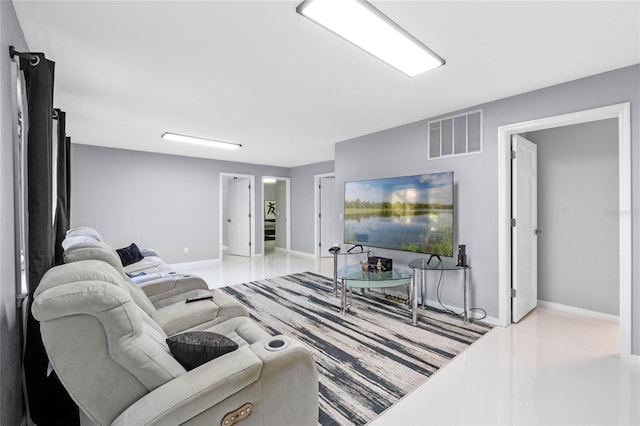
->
[409,258,471,325]
[426,254,442,265]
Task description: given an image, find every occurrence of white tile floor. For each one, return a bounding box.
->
[372,307,640,426]
[177,249,335,289]
[177,251,640,426]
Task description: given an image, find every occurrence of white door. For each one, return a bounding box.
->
[227,177,251,257]
[512,135,538,322]
[319,176,335,257]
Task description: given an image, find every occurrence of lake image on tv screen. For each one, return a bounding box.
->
[344,172,454,257]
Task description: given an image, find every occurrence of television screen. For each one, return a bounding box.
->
[344,172,454,256]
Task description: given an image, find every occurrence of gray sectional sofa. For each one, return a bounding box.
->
[32,227,320,424]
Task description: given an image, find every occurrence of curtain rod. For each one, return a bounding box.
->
[9,45,40,66]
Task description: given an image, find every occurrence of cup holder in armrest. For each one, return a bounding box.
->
[264,337,288,352]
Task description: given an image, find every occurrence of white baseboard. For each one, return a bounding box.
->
[275,247,317,259]
[625,353,640,366]
[421,298,500,325]
[537,300,619,323]
[170,258,220,270]
[378,286,498,325]
[475,314,500,326]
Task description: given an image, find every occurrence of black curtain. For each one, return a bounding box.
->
[65,136,71,223]
[53,109,70,265]
[19,54,79,426]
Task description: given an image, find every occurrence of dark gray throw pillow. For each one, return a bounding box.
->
[115,243,144,266]
[166,331,239,371]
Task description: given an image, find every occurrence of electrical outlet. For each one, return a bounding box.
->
[184,247,189,254]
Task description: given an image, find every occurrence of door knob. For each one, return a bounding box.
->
[535,229,542,235]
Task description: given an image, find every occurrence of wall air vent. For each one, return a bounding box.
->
[428,109,483,159]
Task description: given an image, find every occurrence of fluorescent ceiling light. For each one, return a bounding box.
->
[161,132,241,150]
[296,0,444,77]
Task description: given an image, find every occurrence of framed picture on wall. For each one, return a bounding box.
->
[265,200,276,220]
[264,201,276,241]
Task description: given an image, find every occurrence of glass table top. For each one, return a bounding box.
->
[337,264,412,289]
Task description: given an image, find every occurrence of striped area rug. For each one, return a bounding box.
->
[221,272,492,426]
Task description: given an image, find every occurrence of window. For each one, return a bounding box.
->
[11,61,28,296]
[428,110,483,159]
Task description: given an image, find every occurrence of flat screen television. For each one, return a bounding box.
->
[344,171,454,257]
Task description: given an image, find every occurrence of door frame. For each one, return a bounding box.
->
[260,176,291,253]
[314,172,336,257]
[497,102,631,358]
[219,173,256,258]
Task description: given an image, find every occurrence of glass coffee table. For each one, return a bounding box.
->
[337,264,413,320]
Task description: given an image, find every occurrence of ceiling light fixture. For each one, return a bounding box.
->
[296,0,445,77]
[161,132,241,150]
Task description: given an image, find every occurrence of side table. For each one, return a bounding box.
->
[408,258,471,324]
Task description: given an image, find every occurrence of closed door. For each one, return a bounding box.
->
[227,177,251,257]
[512,134,538,322]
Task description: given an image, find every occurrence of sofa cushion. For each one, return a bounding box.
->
[63,241,125,273]
[66,226,103,241]
[123,256,172,275]
[167,331,238,370]
[62,235,99,251]
[116,243,145,267]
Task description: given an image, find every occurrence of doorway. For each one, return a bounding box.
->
[261,176,291,254]
[497,103,632,358]
[315,173,336,257]
[220,173,255,258]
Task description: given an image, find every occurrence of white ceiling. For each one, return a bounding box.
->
[13,1,640,168]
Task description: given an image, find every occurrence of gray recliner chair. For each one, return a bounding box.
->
[62,244,248,336]
[63,240,212,308]
[32,260,319,426]
[65,226,173,275]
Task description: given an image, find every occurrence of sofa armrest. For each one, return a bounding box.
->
[124,256,171,275]
[251,336,319,425]
[152,298,221,336]
[140,275,209,301]
[112,345,263,426]
[139,248,159,258]
[130,272,170,285]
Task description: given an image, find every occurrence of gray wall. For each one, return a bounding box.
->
[263,182,276,204]
[335,64,639,353]
[526,119,619,315]
[0,1,27,423]
[290,160,335,254]
[71,145,289,263]
[335,120,492,312]
[275,180,287,249]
